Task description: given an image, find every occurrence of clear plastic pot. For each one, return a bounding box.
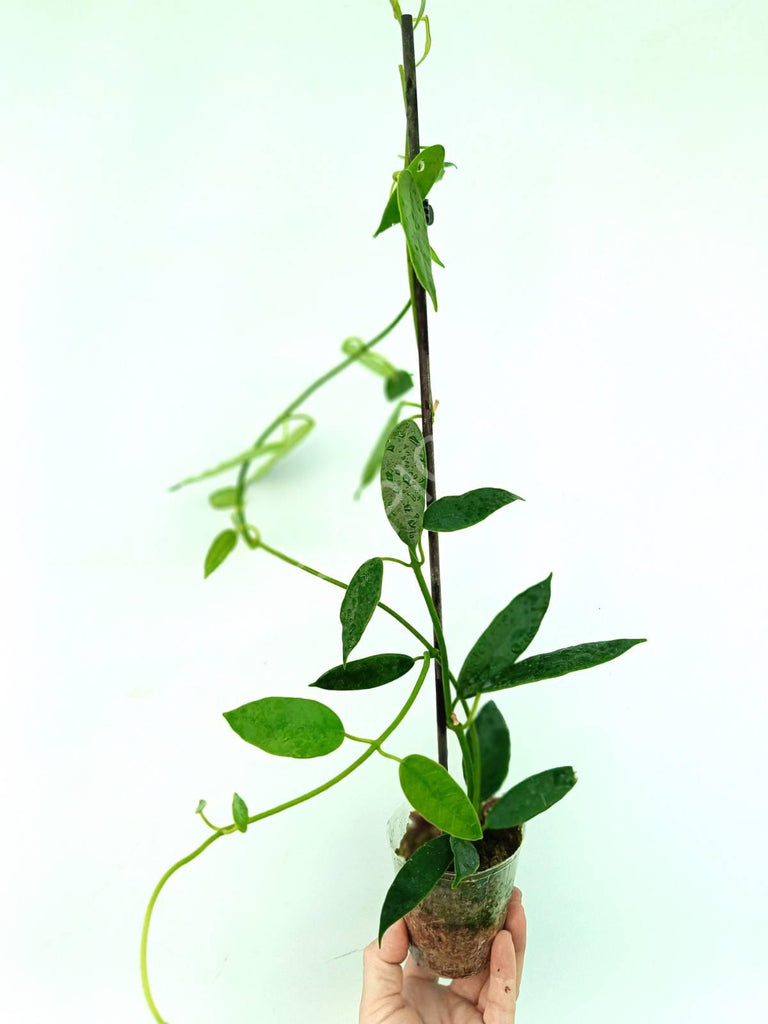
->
[386,803,523,978]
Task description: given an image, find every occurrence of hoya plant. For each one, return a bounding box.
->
[140,4,645,1020]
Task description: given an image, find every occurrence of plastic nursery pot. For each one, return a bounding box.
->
[386,804,524,979]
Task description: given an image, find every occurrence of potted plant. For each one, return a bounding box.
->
[140,4,646,1020]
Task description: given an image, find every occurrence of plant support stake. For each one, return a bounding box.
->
[400,14,448,770]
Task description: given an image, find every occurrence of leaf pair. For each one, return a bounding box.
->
[456,574,646,698]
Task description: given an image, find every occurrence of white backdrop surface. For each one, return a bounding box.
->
[2,2,766,1022]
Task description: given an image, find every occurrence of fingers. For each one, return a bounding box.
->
[359,920,409,1023]
[505,888,527,995]
[482,928,517,1024]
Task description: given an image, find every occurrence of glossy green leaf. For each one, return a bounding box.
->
[204,529,237,579]
[385,369,414,401]
[232,792,249,833]
[474,701,511,801]
[449,836,480,890]
[378,834,452,944]
[311,653,415,691]
[340,559,384,664]
[208,487,240,509]
[374,144,446,237]
[195,799,207,815]
[397,168,437,311]
[380,419,427,550]
[497,638,647,688]
[430,245,445,268]
[399,754,483,840]
[423,488,523,533]
[485,767,578,828]
[223,697,344,758]
[456,575,552,698]
[355,404,403,500]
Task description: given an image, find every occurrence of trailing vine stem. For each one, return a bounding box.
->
[228,298,412,530]
[140,654,433,1024]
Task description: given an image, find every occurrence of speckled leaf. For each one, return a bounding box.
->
[378,834,452,944]
[340,558,384,663]
[397,168,437,311]
[498,639,647,688]
[223,697,344,758]
[399,754,482,841]
[449,836,480,889]
[374,144,446,237]
[474,701,511,801]
[485,767,578,828]
[456,576,552,698]
[232,793,249,833]
[423,488,523,533]
[380,419,427,550]
[204,529,237,579]
[311,653,415,691]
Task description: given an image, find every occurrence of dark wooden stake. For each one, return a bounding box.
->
[400,15,448,771]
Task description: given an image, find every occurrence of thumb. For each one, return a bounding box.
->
[359,919,410,1022]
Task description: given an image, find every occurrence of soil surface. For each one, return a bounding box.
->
[396,801,522,872]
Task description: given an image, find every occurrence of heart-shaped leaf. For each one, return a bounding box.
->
[494,638,647,687]
[474,701,511,801]
[378,833,452,944]
[232,793,249,833]
[311,653,415,691]
[204,529,237,578]
[449,836,480,889]
[380,419,427,550]
[485,767,578,828]
[340,559,384,664]
[397,168,437,311]
[223,697,345,758]
[423,488,523,533]
[374,144,446,237]
[457,575,552,698]
[399,754,483,840]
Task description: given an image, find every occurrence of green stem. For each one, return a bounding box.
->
[410,552,452,719]
[258,540,434,652]
[344,733,403,762]
[141,655,431,1024]
[234,300,412,519]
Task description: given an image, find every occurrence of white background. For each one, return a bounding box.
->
[2,1,766,1022]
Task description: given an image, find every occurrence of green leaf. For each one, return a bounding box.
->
[195,799,207,815]
[423,488,523,533]
[204,529,237,578]
[355,404,403,499]
[208,487,240,509]
[449,836,480,889]
[385,369,413,401]
[485,767,578,828]
[397,168,438,311]
[378,834,452,944]
[311,653,415,691]
[374,144,446,237]
[223,697,345,758]
[457,575,552,698]
[340,559,384,664]
[496,638,647,688]
[341,337,396,379]
[232,792,249,833]
[380,419,427,550]
[399,754,483,841]
[430,245,445,268]
[474,701,511,801]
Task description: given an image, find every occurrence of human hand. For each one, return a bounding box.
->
[359,887,526,1024]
